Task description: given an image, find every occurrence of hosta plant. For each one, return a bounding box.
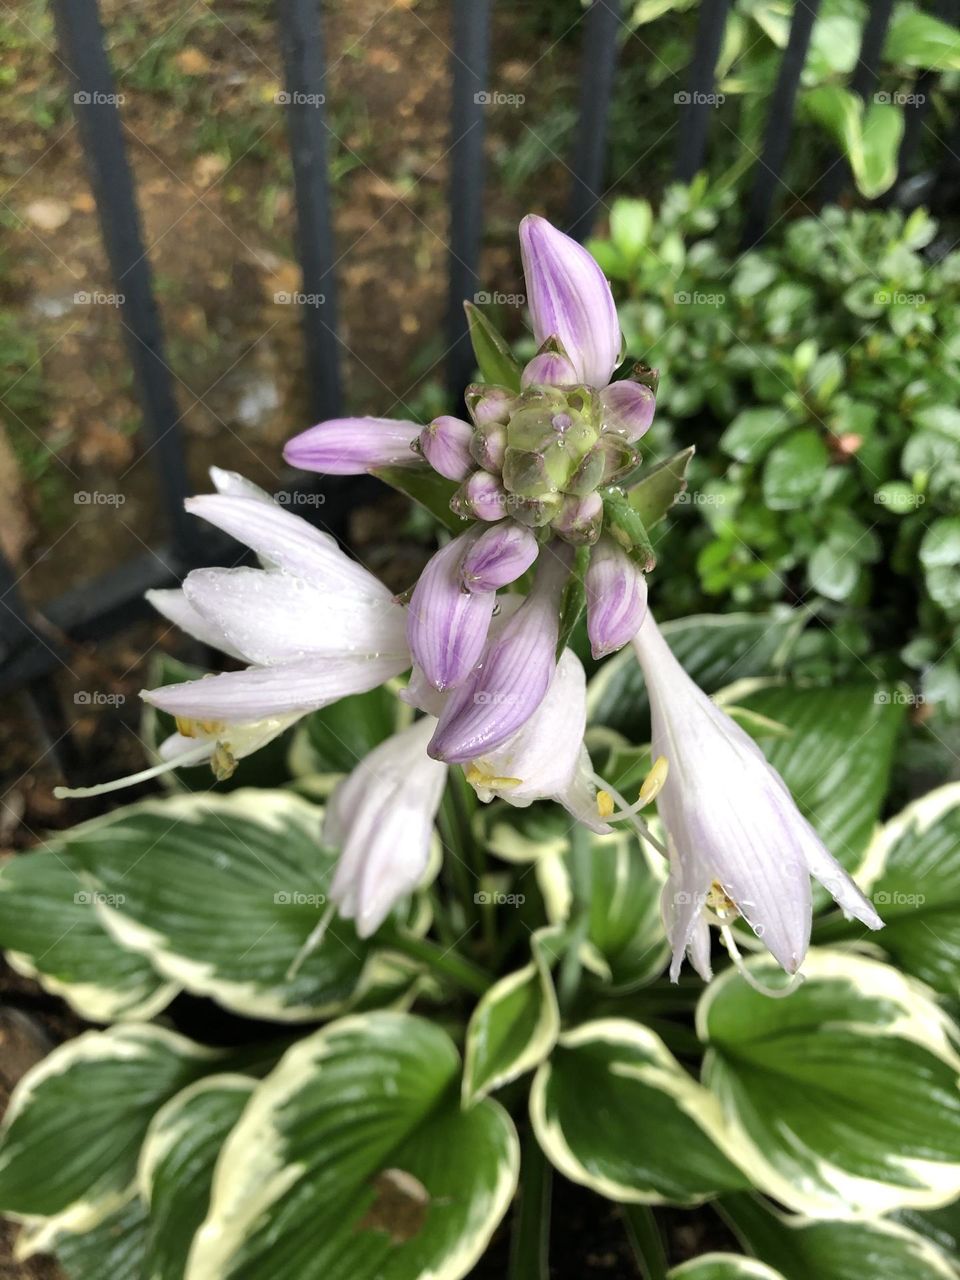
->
[1,218,958,1280]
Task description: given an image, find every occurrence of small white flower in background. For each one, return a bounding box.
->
[325,718,447,938]
[630,611,882,985]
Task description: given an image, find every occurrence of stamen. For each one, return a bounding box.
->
[465,764,521,790]
[597,790,615,819]
[285,900,337,980]
[590,771,669,860]
[53,743,214,799]
[638,755,669,807]
[719,923,804,999]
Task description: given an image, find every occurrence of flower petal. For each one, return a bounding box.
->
[521,350,579,389]
[419,416,475,481]
[185,493,389,598]
[327,718,447,937]
[461,521,540,592]
[182,567,407,666]
[519,214,621,389]
[407,531,497,691]
[283,417,421,474]
[141,653,408,721]
[145,588,244,661]
[428,543,571,763]
[586,538,648,658]
[599,381,656,442]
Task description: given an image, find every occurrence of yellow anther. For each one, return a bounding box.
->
[210,742,238,782]
[597,790,615,819]
[465,764,521,790]
[175,716,226,739]
[638,755,669,807]
[706,880,738,918]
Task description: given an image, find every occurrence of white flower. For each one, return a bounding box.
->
[632,612,882,982]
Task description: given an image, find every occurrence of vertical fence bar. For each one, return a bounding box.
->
[277,0,342,424]
[741,0,822,249]
[567,0,623,241]
[674,0,731,183]
[446,0,492,403]
[51,0,195,557]
[820,0,897,204]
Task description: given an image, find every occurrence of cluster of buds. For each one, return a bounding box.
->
[419,359,656,550]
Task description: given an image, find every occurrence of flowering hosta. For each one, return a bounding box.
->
[1,221,959,1280]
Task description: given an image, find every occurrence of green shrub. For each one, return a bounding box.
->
[590,186,960,712]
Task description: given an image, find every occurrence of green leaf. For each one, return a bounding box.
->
[721,408,791,464]
[587,611,804,739]
[464,302,523,391]
[62,791,409,1021]
[140,1075,255,1280]
[23,1195,148,1280]
[569,831,669,990]
[189,1012,519,1280]
[670,1256,786,1280]
[855,783,960,995]
[290,683,405,787]
[921,519,960,612]
[807,541,860,602]
[625,446,696,526]
[462,928,560,1104]
[884,11,960,71]
[699,950,960,1216]
[531,1019,750,1205]
[0,1025,213,1222]
[373,465,462,533]
[860,101,905,200]
[610,199,653,262]
[740,683,904,877]
[722,1192,960,1280]
[762,429,829,510]
[0,849,175,1022]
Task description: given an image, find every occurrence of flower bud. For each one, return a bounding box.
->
[470,422,507,472]
[586,538,648,658]
[599,381,656,442]
[465,384,518,427]
[552,492,603,545]
[451,470,508,521]
[522,350,579,388]
[419,416,475,481]
[461,521,540,591]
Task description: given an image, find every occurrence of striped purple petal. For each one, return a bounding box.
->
[519,215,621,389]
[600,381,656,442]
[521,350,579,389]
[461,521,540,591]
[407,530,497,691]
[428,543,572,763]
[419,416,475,481]
[586,538,648,658]
[283,417,421,474]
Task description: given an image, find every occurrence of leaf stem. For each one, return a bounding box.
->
[383,930,492,997]
[509,1128,552,1280]
[622,1204,669,1280]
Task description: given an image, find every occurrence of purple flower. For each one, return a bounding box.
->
[419,416,475,481]
[519,214,622,389]
[283,417,421,473]
[407,529,497,691]
[461,521,540,592]
[586,537,648,658]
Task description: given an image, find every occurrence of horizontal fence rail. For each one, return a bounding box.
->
[0,0,954,762]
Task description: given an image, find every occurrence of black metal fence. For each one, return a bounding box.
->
[0,0,950,756]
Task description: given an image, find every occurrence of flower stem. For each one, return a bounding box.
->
[383,930,492,996]
[509,1128,552,1280]
[621,1204,668,1280]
